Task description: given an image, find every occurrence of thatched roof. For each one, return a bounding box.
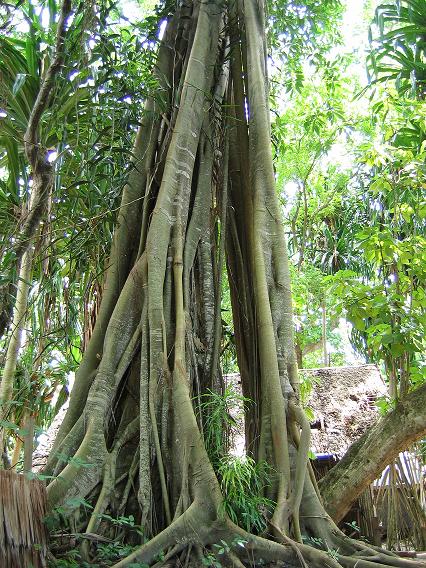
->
[0,470,48,567]
[304,364,387,457]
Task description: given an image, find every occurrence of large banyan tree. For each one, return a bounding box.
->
[41,1,423,567]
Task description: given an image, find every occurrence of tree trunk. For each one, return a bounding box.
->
[0,249,33,462]
[43,2,421,567]
[322,300,328,366]
[0,0,72,458]
[320,382,426,523]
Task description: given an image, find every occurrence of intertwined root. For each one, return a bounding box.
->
[108,507,425,568]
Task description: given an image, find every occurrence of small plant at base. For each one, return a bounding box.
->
[48,549,92,568]
[231,536,248,549]
[48,513,147,566]
[154,549,165,562]
[345,520,360,533]
[200,386,251,466]
[213,539,231,555]
[97,513,145,537]
[218,456,275,533]
[202,538,247,567]
[344,520,370,543]
[44,497,93,534]
[96,542,142,564]
[302,535,341,560]
[202,551,222,567]
[302,535,324,549]
[327,547,340,560]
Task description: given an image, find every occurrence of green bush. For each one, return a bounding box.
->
[218,456,275,533]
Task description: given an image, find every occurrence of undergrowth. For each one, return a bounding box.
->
[200,385,249,464]
[218,455,275,533]
[49,387,275,565]
[201,387,275,534]
[47,511,149,567]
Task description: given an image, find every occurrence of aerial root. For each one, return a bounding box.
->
[337,553,426,568]
[265,519,308,568]
[230,531,338,568]
[110,504,213,568]
[230,522,425,568]
[149,543,183,568]
[182,543,192,568]
[107,506,425,568]
[223,551,246,568]
[215,520,325,568]
[324,532,425,568]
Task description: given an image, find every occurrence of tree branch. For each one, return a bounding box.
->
[17,0,72,260]
[319,382,426,522]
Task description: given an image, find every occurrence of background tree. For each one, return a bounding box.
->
[319,1,426,540]
[0,0,162,466]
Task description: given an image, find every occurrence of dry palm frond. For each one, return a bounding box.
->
[0,470,48,568]
[373,448,426,551]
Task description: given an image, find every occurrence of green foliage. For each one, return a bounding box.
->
[0,0,168,458]
[48,549,91,568]
[367,0,426,97]
[201,537,248,566]
[271,44,358,367]
[48,513,148,566]
[290,264,344,364]
[291,265,326,346]
[200,386,250,466]
[48,542,149,568]
[327,87,426,394]
[298,370,321,422]
[302,535,340,558]
[200,388,274,533]
[220,269,238,374]
[96,542,142,564]
[267,0,344,94]
[218,456,275,533]
[201,551,222,567]
[345,520,360,533]
[375,395,396,416]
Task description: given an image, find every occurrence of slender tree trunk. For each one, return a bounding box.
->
[322,300,328,366]
[0,0,72,462]
[296,343,303,368]
[23,414,35,473]
[0,249,33,461]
